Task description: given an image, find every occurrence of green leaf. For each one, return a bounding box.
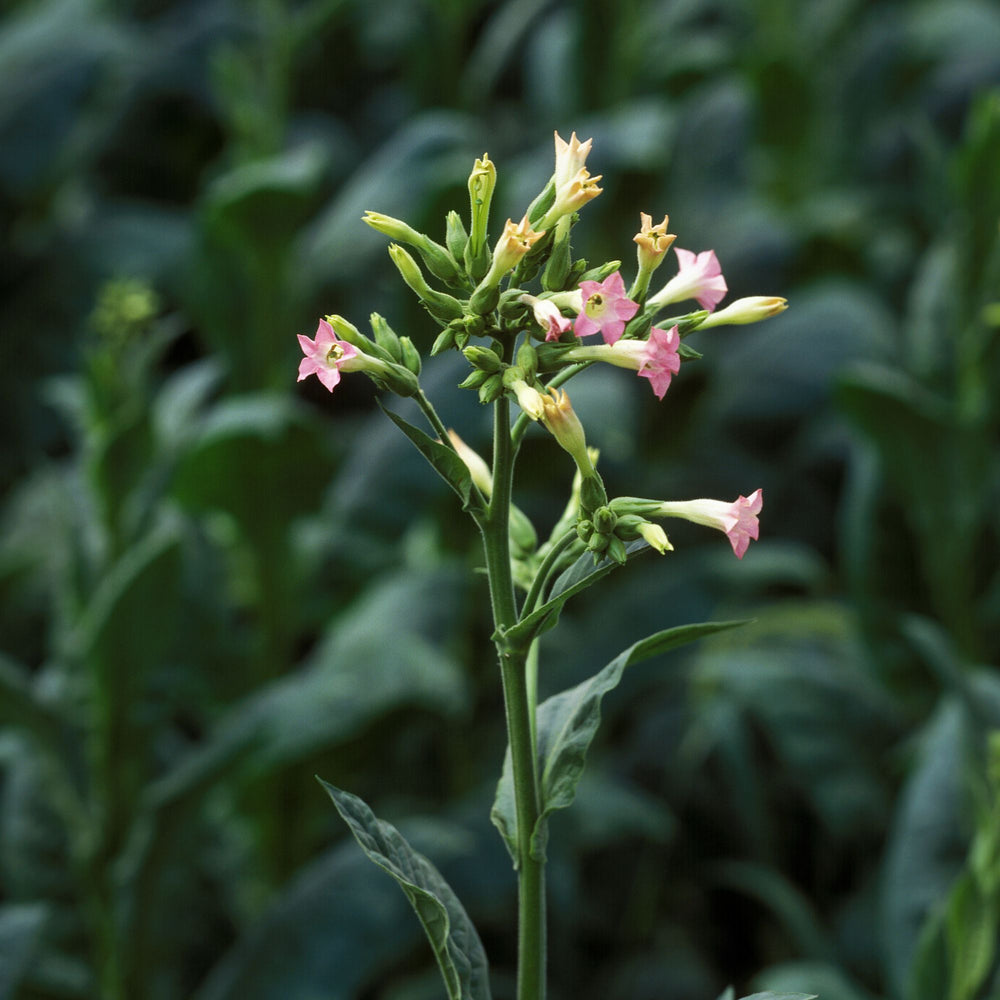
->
[503,540,648,648]
[882,700,969,998]
[736,994,818,1000]
[319,781,491,1000]
[492,620,749,863]
[0,903,47,999]
[945,871,998,1000]
[379,402,479,513]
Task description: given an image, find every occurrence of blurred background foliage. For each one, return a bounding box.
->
[1,0,999,998]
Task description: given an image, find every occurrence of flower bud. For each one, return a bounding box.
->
[463,346,503,373]
[541,215,573,292]
[468,153,496,259]
[369,312,402,361]
[605,535,628,565]
[592,505,617,534]
[516,342,538,377]
[446,209,469,262]
[431,328,457,355]
[387,244,466,323]
[478,372,504,404]
[694,296,788,328]
[579,472,609,512]
[637,521,672,554]
[447,429,492,497]
[508,377,546,420]
[398,336,422,375]
[458,368,491,390]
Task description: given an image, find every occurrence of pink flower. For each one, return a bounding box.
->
[655,489,763,559]
[611,326,681,399]
[647,248,728,313]
[297,318,360,392]
[521,294,574,342]
[564,325,681,400]
[573,271,639,344]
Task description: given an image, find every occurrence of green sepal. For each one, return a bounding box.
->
[378,402,483,514]
[491,619,752,864]
[399,336,422,375]
[679,342,703,360]
[319,780,492,1000]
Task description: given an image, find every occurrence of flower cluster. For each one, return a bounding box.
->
[296,132,787,561]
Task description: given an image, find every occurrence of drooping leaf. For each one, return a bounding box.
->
[319,781,491,1000]
[379,402,479,513]
[492,620,748,863]
[945,870,998,1000]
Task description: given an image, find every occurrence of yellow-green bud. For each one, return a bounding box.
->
[463,346,502,373]
[399,336,422,375]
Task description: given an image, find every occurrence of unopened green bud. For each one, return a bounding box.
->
[387,244,465,322]
[593,506,617,534]
[469,282,501,316]
[501,366,525,388]
[579,473,608,513]
[498,288,530,321]
[369,312,402,361]
[431,328,457,355]
[458,368,491,389]
[324,314,395,364]
[464,239,491,284]
[463,346,502,373]
[478,372,504,404]
[606,536,628,565]
[399,336,422,375]
[576,518,594,541]
[541,215,573,291]
[516,342,538,377]
[446,210,469,262]
[587,532,609,554]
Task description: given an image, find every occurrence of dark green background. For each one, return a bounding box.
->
[2,1,999,998]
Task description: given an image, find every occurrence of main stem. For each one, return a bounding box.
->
[483,391,546,1000]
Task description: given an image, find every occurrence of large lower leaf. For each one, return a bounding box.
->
[0,903,47,1000]
[319,781,491,1000]
[492,620,748,863]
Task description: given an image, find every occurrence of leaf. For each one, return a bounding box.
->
[379,402,479,513]
[0,903,47,1000]
[945,871,998,1000]
[319,781,491,1000]
[736,994,818,1000]
[503,540,649,648]
[492,619,749,863]
[881,699,969,998]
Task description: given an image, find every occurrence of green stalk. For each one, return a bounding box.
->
[482,390,546,1000]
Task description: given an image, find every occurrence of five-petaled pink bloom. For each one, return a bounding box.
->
[656,489,763,559]
[574,271,640,344]
[297,318,360,392]
[647,248,728,313]
[564,324,681,400]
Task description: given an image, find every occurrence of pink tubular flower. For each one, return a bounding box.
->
[297,318,361,392]
[521,293,574,342]
[565,325,681,399]
[573,271,639,344]
[655,489,763,559]
[647,247,728,313]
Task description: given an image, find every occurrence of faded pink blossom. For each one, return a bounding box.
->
[521,294,574,342]
[566,325,681,400]
[656,489,763,559]
[297,318,360,392]
[647,247,728,313]
[573,271,639,344]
